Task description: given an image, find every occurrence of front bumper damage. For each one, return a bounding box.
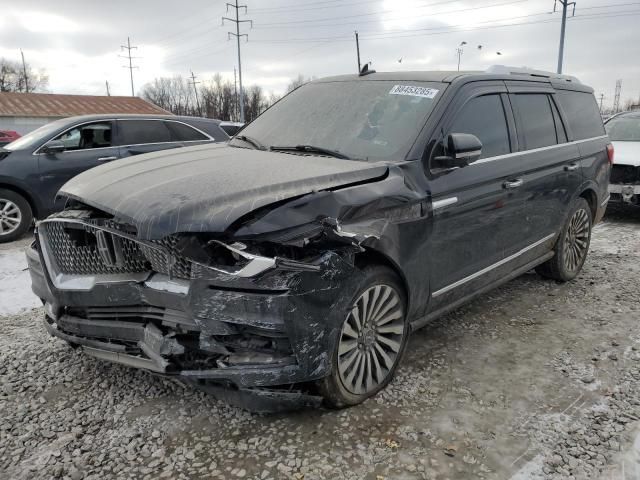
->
[27,215,367,412]
[609,164,640,205]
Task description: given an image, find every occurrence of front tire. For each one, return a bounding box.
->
[0,189,32,243]
[536,197,592,282]
[318,265,409,408]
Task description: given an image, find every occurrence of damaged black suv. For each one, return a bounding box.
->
[28,66,611,410]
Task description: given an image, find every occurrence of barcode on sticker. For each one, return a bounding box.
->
[389,85,439,99]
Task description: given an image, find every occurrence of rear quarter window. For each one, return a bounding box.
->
[165,121,209,141]
[556,90,605,140]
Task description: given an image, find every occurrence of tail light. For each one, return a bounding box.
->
[606,143,614,165]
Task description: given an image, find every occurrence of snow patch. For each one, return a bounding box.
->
[0,247,41,316]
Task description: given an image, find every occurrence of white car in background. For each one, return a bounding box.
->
[605,111,640,205]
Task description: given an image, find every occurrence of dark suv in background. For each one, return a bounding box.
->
[0,115,229,242]
[28,66,611,410]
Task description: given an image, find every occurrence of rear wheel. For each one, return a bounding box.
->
[0,189,32,243]
[536,197,592,282]
[318,265,409,408]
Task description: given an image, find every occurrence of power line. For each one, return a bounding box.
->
[222,1,253,123]
[119,37,139,96]
[250,9,640,44]
[253,0,529,27]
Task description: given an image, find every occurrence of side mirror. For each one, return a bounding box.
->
[433,133,483,169]
[42,140,66,155]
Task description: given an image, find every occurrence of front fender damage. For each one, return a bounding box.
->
[34,165,429,411]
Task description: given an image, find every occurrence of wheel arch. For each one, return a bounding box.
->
[0,182,38,218]
[578,187,597,221]
[354,247,412,315]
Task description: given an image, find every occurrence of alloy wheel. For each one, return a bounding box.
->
[0,199,22,236]
[337,284,405,396]
[563,208,590,272]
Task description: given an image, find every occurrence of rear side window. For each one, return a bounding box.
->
[119,120,172,145]
[449,94,511,158]
[556,90,605,140]
[165,121,208,141]
[512,94,558,149]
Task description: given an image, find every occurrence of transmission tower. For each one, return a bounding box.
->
[119,37,139,96]
[613,79,622,114]
[223,1,252,123]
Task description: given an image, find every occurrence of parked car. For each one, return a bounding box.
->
[0,114,229,242]
[0,130,21,147]
[604,111,640,205]
[219,121,244,136]
[28,66,611,410]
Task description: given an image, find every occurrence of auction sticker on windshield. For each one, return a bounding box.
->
[389,85,439,99]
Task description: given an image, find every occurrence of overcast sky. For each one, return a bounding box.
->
[1,0,638,109]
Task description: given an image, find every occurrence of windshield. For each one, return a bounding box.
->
[235,80,445,162]
[605,114,640,141]
[3,118,70,151]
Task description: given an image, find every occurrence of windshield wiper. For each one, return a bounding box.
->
[270,144,351,160]
[231,135,267,151]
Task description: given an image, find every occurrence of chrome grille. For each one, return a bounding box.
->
[41,221,192,279]
[43,221,147,275]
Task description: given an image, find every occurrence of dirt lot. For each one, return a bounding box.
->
[1,206,639,480]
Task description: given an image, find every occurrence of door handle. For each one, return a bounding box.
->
[503,179,523,189]
[97,156,117,162]
[564,163,579,172]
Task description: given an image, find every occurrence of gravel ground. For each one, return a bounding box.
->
[1,206,639,480]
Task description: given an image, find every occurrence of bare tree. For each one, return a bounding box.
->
[142,74,279,122]
[0,58,48,92]
[286,74,314,93]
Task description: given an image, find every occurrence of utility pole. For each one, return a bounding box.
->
[105,80,111,96]
[456,41,467,71]
[598,93,605,114]
[20,49,29,93]
[189,71,202,116]
[119,37,139,96]
[355,31,361,73]
[223,1,252,123]
[234,67,239,121]
[613,79,622,114]
[554,0,576,74]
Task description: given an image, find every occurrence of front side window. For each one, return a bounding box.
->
[605,114,640,141]
[556,90,605,140]
[233,80,446,162]
[513,94,558,149]
[118,120,172,145]
[448,94,511,159]
[53,122,112,150]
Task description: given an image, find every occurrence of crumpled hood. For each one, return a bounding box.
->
[611,141,640,167]
[59,143,388,239]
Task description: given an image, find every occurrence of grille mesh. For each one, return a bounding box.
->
[44,222,147,275]
[42,221,192,279]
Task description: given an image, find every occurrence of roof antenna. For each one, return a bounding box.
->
[359,62,376,76]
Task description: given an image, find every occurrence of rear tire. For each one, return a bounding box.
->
[536,197,592,282]
[0,189,32,243]
[317,265,409,408]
